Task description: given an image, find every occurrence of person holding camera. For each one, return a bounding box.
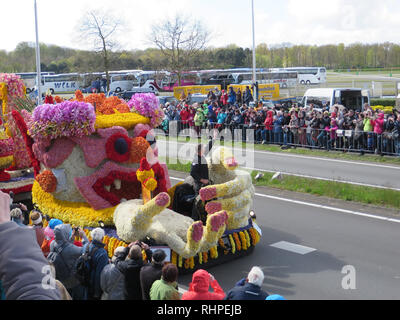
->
[115,241,153,300]
[49,224,89,300]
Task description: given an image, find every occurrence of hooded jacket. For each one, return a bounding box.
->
[181,270,225,300]
[100,262,125,300]
[50,224,88,289]
[372,113,385,134]
[264,111,274,131]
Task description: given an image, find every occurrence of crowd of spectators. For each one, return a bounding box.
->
[0,190,283,301]
[159,87,400,156]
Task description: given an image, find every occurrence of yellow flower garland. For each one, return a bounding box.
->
[198,251,203,265]
[233,233,241,251]
[95,112,150,130]
[171,251,177,266]
[32,181,115,228]
[244,230,251,249]
[239,232,247,250]
[229,235,236,254]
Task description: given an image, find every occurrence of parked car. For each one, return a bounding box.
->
[113,88,158,101]
[158,96,179,106]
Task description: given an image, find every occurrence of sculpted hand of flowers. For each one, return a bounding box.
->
[113,146,254,259]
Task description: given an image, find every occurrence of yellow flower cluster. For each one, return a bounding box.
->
[136,168,154,183]
[170,228,260,270]
[0,155,13,170]
[95,112,150,130]
[103,235,128,258]
[32,181,115,228]
[209,246,218,259]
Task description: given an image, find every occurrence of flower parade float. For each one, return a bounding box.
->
[23,91,261,273]
[0,74,35,198]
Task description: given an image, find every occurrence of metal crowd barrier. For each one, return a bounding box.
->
[157,120,400,157]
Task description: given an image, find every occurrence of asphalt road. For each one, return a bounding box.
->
[173,179,400,300]
[158,139,400,190]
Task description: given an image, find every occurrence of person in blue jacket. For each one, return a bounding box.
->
[224,267,269,300]
[81,228,109,300]
[273,111,284,145]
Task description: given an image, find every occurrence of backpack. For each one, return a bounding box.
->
[47,242,70,282]
[73,244,99,287]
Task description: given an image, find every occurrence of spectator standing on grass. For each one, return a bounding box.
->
[182,269,225,300]
[150,263,180,301]
[140,249,167,300]
[100,246,126,300]
[372,112,385,154]
[273,111,284,145]
[394,114,400,156]
[225,267,269,300]
[228,87,236,105]
[244,86,253,106]
[262,110,274,144]
[354,113,366,151]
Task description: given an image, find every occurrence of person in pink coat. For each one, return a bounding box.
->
[371,113,385,153]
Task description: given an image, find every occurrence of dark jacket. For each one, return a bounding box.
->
[225,282,269,301]
[140,263,163,300]
[82,240,109,299]
[116,248,153,300]
[0,221,60,300]
[50,224,88,289]
[100,262,125,300]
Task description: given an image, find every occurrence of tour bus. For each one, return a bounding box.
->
[157,71,199,92]
[230,71,299,88]
[108,72,142,93]
[16,72,55,93]
[136,71,170,92]
[301,88,370,112]
[35,73,81,94]
[273,67,327,85]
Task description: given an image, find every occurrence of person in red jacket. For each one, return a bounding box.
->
[180,105,190,130]
[262,110,274,144]
[220,90,228,106]
[181,269,225,300]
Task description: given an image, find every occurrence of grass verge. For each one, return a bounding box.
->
[164,158,400,210]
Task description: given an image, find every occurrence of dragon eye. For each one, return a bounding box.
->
[106,134,132,162]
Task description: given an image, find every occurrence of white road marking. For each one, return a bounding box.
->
[169,177,400,224]
[270,241,317,255]
[241,166,400,192]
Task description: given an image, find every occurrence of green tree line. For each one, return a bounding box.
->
[1,41,400,74]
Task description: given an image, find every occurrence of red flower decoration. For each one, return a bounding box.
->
[36,170,57,193]
[106,133,132,163]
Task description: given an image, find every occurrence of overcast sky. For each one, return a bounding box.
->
[3,0,400,52]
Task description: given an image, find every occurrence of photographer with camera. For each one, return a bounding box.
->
[48,224,89,300]
[115,241,153,300]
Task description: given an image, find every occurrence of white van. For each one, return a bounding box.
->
[301,88,370,112]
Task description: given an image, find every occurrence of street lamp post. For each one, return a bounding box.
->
[251,0,258,101]
[34,0,42,104]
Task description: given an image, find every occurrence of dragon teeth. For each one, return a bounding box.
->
[114,179,122,190]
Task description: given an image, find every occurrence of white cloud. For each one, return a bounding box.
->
[1,0,400,53]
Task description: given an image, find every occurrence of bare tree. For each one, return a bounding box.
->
[77,10,123,91]
[148,15,210,85]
